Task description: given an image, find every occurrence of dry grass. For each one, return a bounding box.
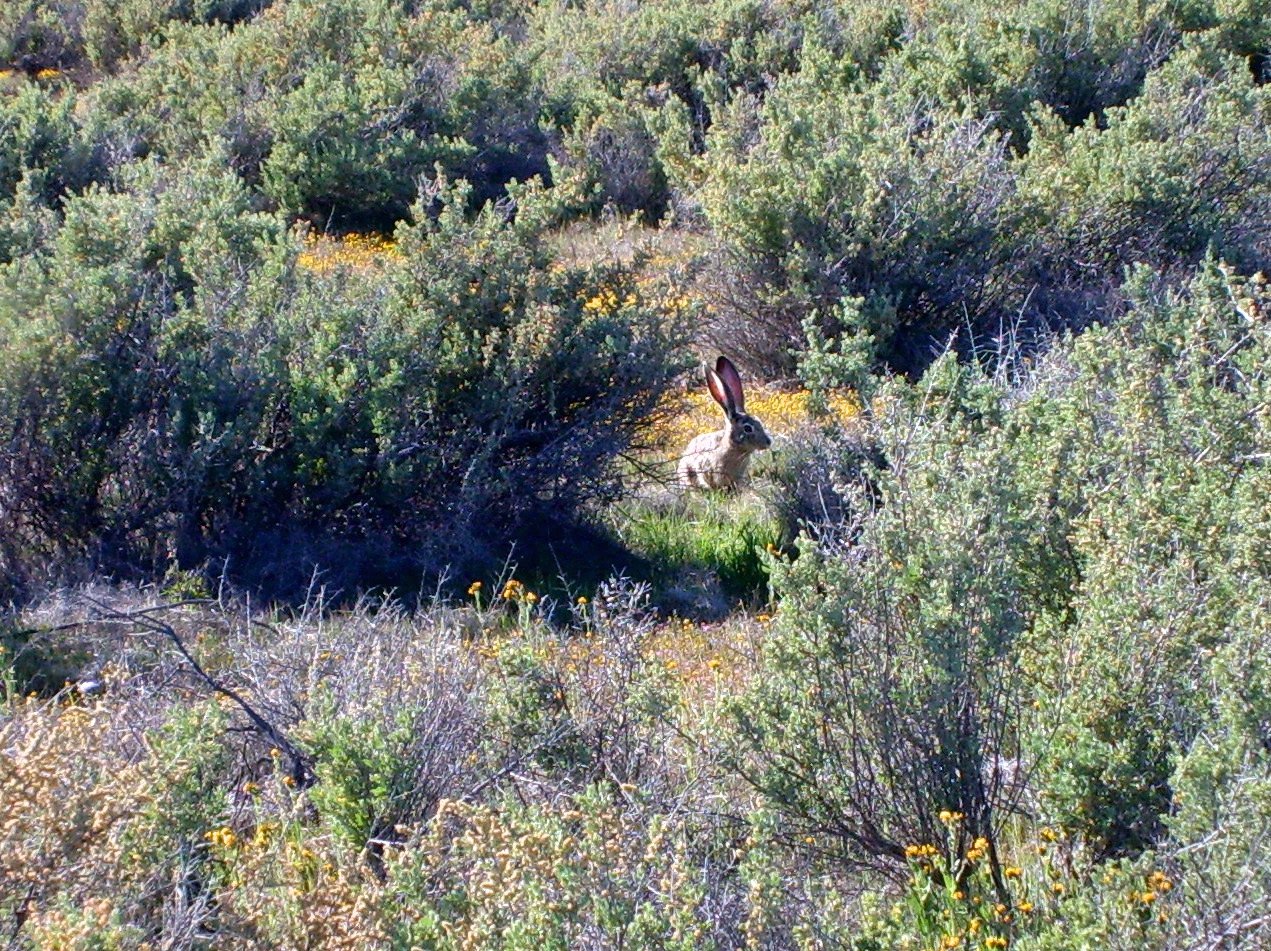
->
[0,585,804,947]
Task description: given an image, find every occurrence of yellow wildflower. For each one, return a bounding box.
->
[206,827,237,849]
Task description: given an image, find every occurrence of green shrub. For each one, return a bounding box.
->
[385,788,724,949]
[1,3,80,71]
[256,60,465,225]
[730,259,1270,885]
[695,10,1269,375]
[484,633,588,774]
[1019,39,1271,293]
[1164,613,1271,947]
[552,87,670,220]
[0,161,685,596]
[0,0,268,74]
[1020,262,1271,855]
[82,0,545,227]
[303,692,465,850]
[697,39,1026,373]
[0,81,100,206]
[0,158,284,585]
[730,353,1066,877]
[117,702,232,926]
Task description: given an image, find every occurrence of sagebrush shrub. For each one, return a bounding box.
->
[0,162,687,596]
[730,353,1066,881]
[694,12,1269,375]
[730,259,1270,889]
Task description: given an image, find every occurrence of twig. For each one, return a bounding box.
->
[83,598,314,790]
[4,883,37,951]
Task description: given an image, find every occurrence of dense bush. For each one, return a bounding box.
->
[0,80,101,207]
[0,162,687,597]
[732,352,1065,880]
[5,0,1266,372]
[1019,262,1271,856]
[698,27,1269,374]
[729,259,1270,943]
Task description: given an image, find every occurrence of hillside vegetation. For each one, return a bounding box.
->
[1,0,1270,948]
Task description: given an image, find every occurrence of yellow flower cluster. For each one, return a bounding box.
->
[939,809,964,824]
[0,67,63,81]
[207,826,238,849]
[966,836,990,862]
[499,578,538,603]
[252,821,281,849]
[904,843,939,858]
[582,286,637,315]
[296,232,398,273]
[1130,870,1172,904]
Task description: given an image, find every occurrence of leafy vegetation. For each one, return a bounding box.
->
[2,0,1269,948]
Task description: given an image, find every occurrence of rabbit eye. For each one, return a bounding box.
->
[742,423,754,434]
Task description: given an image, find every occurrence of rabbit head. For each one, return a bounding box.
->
[708,356,771,452]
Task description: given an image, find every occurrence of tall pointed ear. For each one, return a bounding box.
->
[715,356,745,412]
[706,368,735,416]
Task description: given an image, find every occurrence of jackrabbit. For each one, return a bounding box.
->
[677,356,771,490]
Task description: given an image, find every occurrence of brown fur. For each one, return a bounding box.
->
[677,356,771,490]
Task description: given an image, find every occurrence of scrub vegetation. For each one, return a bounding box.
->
[1,0,1269,947]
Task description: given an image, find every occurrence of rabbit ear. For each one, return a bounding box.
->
[706,368,736,416]
[715,356,745,412]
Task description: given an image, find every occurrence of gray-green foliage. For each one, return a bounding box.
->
[735,260,1271,882]
[1020,262,1271,855]
[697,18,1269,373]
[0,162,685,596]
[4,0,1267,364]
[733,354,1062,876]
[0,81,99,206]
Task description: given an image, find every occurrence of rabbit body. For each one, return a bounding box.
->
[677,356,771,490]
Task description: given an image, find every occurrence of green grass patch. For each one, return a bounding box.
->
[608,493,784,604]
